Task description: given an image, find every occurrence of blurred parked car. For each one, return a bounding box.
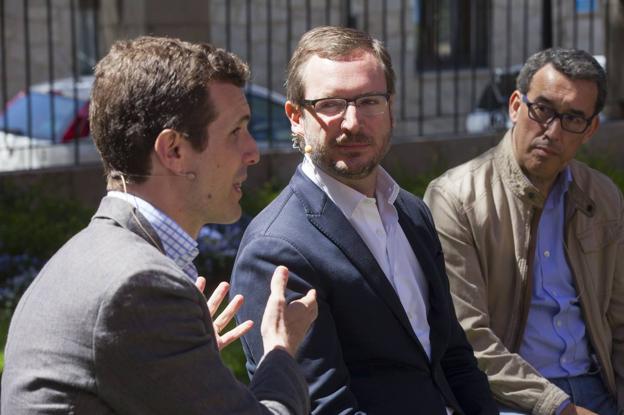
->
[465,55,606,134]
[0,76,98,171]
[245,84,292,147]
[0,77,292,172]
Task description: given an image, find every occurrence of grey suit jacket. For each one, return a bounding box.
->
[1,196,309,414]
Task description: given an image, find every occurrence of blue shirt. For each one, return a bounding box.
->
[108,191,199,282]
[519,167,592,379]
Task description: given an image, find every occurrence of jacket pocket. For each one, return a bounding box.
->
[577,220,622,253]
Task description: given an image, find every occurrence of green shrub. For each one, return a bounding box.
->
[576,149,624,194]
[241,180,285,216]
[0,180,92,311]
[3,151,624,379]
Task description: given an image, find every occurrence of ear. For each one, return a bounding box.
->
[581,114,600,144]
[153,129,185,172]
[508,90,523,124]
[285,100,305,138]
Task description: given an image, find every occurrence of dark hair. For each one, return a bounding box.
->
[285,26,395,105]
[90,36,250,186]
[517,47,607,114]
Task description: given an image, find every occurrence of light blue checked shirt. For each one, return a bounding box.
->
[108,191,199,282]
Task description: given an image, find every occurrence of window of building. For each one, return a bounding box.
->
[77,0,99,75]
[414,0,490,70]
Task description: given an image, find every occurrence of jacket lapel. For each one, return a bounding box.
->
[395,193,450,365]
[290,168,425,351]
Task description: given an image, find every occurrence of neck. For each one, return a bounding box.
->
[124,181,200,239]
[524,173,557,198]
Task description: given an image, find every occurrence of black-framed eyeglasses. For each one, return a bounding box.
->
[521,95,595,134]
[301,93,390,119]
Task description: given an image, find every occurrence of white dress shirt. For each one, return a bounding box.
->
[301,156,432,358]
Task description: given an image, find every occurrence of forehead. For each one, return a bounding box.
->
[528,64,598,113]
[207,82,250,129]
[300,51,387,99]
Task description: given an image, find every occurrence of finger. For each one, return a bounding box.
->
[195,276,206,294]
[270,266,289,297]
[213,294,244,332]
[291,289,318,322]
[218,320,254,350]
[207,281,230,317]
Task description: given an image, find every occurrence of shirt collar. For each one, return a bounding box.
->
[301,155,400,219]
[544,166,572,210]
[107,191,199,281]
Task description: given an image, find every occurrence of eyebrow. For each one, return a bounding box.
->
[532,95,589,117]
[309,91,388,101]
[236,114,251,125]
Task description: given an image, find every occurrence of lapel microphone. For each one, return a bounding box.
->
[178,171,197,181]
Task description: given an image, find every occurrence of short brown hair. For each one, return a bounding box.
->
[90,36,250,185]
[285,26,395,105]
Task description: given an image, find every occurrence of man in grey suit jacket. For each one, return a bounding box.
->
[1,36,317,414]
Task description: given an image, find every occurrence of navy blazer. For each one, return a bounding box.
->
[231,167,497,415]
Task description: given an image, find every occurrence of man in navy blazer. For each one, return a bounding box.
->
[231,26,497,414]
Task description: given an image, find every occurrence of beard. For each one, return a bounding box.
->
[309,130,391,180]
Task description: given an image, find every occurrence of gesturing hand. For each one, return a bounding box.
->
[260,266,318,357]
[195,277,254,351]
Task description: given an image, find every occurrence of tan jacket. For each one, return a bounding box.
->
[424,130,624,415]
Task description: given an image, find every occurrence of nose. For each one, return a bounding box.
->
[544,115,564,141]
[341,102,361,134]
[243,129,260,166]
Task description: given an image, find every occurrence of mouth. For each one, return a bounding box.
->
[532,145,559,157]
[233,177,246,194]
[335,134,372,147]
[335,140,371,151]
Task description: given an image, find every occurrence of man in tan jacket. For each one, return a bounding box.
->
[425,48,623,415]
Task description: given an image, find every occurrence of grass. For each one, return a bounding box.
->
[0,309,10,370]
[221,339,249,384]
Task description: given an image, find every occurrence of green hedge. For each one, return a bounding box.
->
[1,152,623,381]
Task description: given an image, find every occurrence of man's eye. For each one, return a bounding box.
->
[534,104,553,115]
[358,97,382,106]
[316,100,344,110]
[564,114,586,125]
